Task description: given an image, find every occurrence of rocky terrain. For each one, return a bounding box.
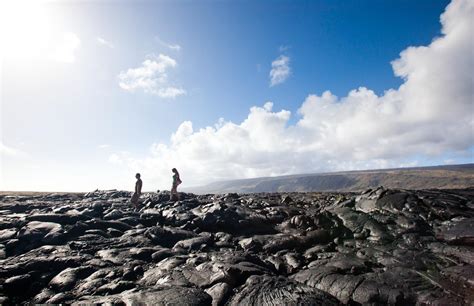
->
[188,163,474,194]
[0,187,473,305]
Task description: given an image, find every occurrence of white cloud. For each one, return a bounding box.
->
[118,54,186,98]
[269,55,290,86]
[1,143,19,157]
[97,37,114,48]
[108,154,123,164]
[111,0,474,189]
[155,87,186,98]
[156,37,181,51]
[0,143,25,157]
[51,32,80,63]
[168,44,181,51]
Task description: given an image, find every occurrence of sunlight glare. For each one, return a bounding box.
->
[0,0,54,60]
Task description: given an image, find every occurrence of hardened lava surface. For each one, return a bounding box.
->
[0,187,473,305]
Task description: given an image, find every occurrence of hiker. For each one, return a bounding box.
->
[131,173,142,209]
[170,168,182,201]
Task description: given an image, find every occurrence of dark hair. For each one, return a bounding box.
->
[136,173,141,177]
[172,168,177,173]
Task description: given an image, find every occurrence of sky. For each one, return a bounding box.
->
[0,0,473,192]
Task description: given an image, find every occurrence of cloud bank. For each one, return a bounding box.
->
[112,0,473,189]
[118,54,186,98]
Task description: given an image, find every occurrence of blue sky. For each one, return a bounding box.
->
[1,0,472,191]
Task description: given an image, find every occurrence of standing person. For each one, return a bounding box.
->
[170,168,181,201]
[131,173,142,209]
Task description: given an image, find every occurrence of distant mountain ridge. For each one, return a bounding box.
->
[186,163,474,194]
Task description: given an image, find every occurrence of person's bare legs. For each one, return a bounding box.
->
[171,185,178,201]
[131,193,138,210]
[134,197,140,210]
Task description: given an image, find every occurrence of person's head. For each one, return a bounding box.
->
[135,173,141,179]
[172,168,177,174]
